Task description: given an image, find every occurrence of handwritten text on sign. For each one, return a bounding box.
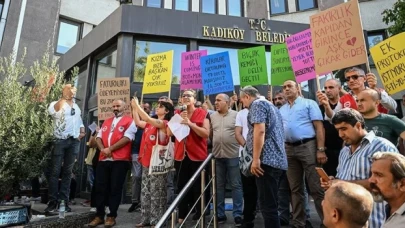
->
[238,46,268,87]
[286,29,317,83]
[97,78,130,120]
[271,43,295,86]
[180,50,207,90]
[142,50,173,94]
[310,0,367,74]
[370,32,405,95]
[200,52,234,95]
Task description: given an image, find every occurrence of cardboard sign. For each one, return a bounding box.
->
[310,0,367,74]
[370,32,405,95]
[200,52,234,95]
[97,78,131,120]
[142,50,173,94]
[286,29,317,83]
[180,50,207,90]
[238,46,268,86]
[271,43,295,85]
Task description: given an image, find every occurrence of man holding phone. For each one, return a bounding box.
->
[320,108,398,228]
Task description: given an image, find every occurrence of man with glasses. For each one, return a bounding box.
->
[320,67,397,120]
[46,84,85,213]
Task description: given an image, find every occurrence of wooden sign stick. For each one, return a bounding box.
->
[316,74,321,91]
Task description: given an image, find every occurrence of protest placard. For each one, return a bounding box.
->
[310,0,367,75]
[271,43,295,85]
[370,32,405,95]
[238,46,268,87]
[286,29,317,83]
[180,50,207,90]
[200,52,234,95]
[142,50,173,94]
[97,78,130,120]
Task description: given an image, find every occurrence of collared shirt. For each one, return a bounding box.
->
[383,201,405,228]
[48,101,84,139]
[246,99,287,170]
[279,96,323,143]
[235,108,249,155]
[336,131,399,228]
[211,109,240,158]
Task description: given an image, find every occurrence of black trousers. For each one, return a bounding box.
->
[90,150,100,208]
[175,155,209,220]
[95,161,130,218]
[241,172,257,222]
[323,148,340,177]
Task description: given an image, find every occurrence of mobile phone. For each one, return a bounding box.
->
[315,167,330,182]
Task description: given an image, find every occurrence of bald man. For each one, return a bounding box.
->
[322,181,373,228]
[357,89,405,149]
[211,93,243,225]
[89,99,137,228]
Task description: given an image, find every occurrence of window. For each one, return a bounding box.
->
[0,1,4,19]
[228,0,242,16]
[270,0,287,14]
[175,0,189,10]
[202,0,216,14]
[134,41,187,84]
[367,33,385,49]
[297,0,317,11]
[92,47,117,94]
[74,65,88,111]
[146,0,162,8]
[56,19,81,54]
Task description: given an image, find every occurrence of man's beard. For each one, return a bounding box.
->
[114,110,123,117]
[370,183,385,202]
[275,102,282,107]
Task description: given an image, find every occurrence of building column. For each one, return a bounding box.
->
[115,33,134,78]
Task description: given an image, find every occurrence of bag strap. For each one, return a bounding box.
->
[155,128,159,146]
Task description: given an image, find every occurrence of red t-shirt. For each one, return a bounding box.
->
[138,121,170,167]
[340,93,389,114]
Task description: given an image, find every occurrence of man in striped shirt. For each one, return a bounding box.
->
[321,108,398,228]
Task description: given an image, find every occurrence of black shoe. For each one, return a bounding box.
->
[234,217,243,227]
[44,201,58,213]
[241,221,254,228]
[64,204,72,213]
[128,203,140,212]
[217,216,227,224]
[280,219,289,226]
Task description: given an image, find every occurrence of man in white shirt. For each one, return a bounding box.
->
[45,84,85,213]
[89,99,137,228]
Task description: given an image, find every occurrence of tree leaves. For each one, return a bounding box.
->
[382,0,405,36]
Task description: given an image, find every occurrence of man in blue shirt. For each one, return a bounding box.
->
[279,80,326,228]
[239,86,288,228]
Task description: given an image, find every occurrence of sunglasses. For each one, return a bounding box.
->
[182,94,193,98]
[345,75,363,81]
[324,86,335,90]
[71,108,75,116]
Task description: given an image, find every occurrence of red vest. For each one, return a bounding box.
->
[339,93,389,114]
[139,122,170,167]
[174,108,208,162]
[99,116,133,161]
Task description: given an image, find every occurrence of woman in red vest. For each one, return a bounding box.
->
[131,98,174,227]
[167,89,210,224]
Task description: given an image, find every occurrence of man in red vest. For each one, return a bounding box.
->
[318,67,397,120]
[88,99,137,228]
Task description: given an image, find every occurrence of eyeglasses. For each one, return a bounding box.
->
[182,94,193,98]
[345,75,363,81]
[71,108,75,116]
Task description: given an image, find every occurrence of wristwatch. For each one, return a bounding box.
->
[317,147,326,152]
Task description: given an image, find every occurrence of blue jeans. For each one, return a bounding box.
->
[131,154,142,204]
[256,164,284,228]
[49,138,80,202]
[216,157,243,218]
[87,165,94,191]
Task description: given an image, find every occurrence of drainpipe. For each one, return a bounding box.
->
[12,0,27,65]
[0,0,10,50]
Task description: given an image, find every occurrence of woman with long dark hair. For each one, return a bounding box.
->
[131,98,174,227]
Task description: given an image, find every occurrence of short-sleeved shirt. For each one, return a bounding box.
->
[364,114,405,146]
[383,202,405,228]
[336,131,399,228]
[235,108,249,154]
[246,99,287,170]
[210,110,239,159]
[279,97,323,143]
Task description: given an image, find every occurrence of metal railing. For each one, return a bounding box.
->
[156,153,217,228]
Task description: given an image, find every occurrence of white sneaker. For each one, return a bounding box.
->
[90,207,96,212]
[105,207,110,214]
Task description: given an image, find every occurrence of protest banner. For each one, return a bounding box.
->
[271,43,295,85]
[310,0,368,75]
[200,52,234,95]
[238,46,268,87]
[370,32,405,95]
[286,29,317,83]
[180,50,207,90]
[97,78,130,120]
[142,50,173,94]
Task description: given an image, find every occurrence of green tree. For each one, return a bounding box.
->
[382,0,405,36]
[0,50,78,198]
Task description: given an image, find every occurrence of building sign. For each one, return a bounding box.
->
[202,19,290,44]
